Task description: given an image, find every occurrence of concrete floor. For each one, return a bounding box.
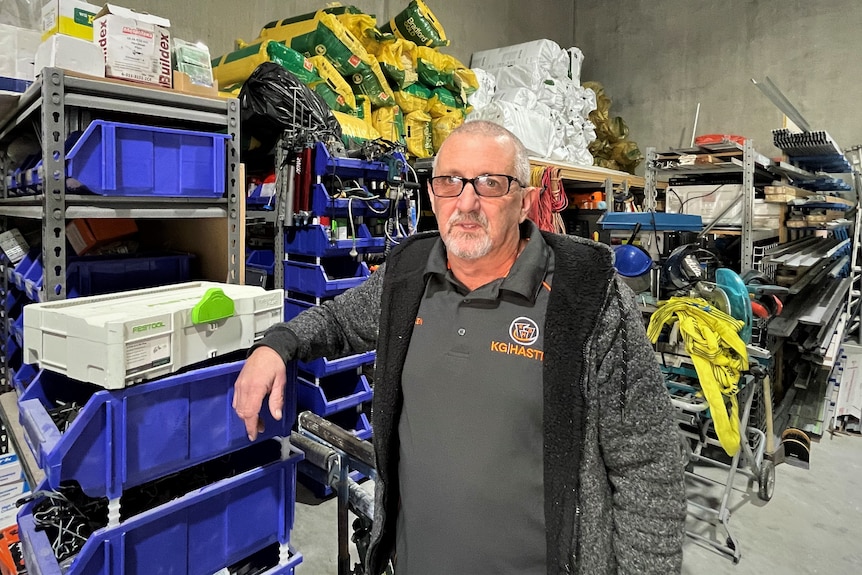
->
[290,434,862,574]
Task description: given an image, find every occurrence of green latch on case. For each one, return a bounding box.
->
[191,288,235,324]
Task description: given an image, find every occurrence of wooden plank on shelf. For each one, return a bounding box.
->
[528,157,648,189]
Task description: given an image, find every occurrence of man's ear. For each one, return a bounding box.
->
[520,186,539,222]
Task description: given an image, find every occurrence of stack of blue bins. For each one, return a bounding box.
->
[282,142,403,496]
[7,118,304,574]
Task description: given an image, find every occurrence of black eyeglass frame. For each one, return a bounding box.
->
[428,174,526,198]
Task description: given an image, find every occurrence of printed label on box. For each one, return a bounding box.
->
[125,333,171,375]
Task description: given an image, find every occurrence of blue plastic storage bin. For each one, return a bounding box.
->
[298,350,376,379]
[312,141,395,181]
[0,76,31,92]
[64,120,230,197]
[11,363,39,394]
[297,371,372,417]
[18,252,193,302]
[18,450,304,575]
[66,252,194,299]
[309,183,394,218]
[12,249,40,291]
[17,359,297,499]
[283,296,314,322]
[284,224,385,257]
[246,249,275,288]
[284,257,370,297]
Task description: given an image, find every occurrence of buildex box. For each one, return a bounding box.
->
[94,4,172,88]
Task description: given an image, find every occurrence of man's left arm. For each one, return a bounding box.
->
[594,278,686,573]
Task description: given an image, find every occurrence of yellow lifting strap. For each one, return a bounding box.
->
[647,296,748,456]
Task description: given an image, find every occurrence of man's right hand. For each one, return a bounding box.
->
[233,346,288,441]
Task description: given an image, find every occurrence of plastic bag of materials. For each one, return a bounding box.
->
[291,12,395,108]
[410,45,454,87]
[431,111,465,152]
[466,101,555,158]
[410,47,476,98]
[427,87,464,117]
[404,110,434,158]
[308,54,357,111]
[494,87,540,110]
[372,105,406,145]
[467,67,495,111]
[493,64,547,92]
[212,39,277,88]
[394,82,433,114]
[255,5,365,44]
[539,76,584,116]
[333,109,381,147]
[354,94,372,122]
[470,39,568,78]
[566,47,584,84]
[381,0,448,47]
[240,62,342,152]
[264,43,355,114]
[370,37,418,89]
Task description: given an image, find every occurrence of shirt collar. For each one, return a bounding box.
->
[424,220,550,302]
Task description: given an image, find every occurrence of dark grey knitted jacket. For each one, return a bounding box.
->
[258,231,685,575]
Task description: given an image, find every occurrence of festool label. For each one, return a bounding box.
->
[132,321,165,333]
[126,314,170,339]
[74,7,96,27]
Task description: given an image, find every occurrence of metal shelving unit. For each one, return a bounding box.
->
[645,139,775,271]
[0,68,242,387]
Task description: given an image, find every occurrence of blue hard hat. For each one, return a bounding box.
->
[613,244,653,277]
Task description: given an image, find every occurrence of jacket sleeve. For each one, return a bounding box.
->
[594,276,686,574]
[255,263,385,363]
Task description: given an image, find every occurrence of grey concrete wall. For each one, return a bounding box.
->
[575,0,862,165]
[118,0,574,68]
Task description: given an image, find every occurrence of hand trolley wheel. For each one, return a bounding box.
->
[757,460,775,501]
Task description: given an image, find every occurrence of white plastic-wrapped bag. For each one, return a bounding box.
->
[470,39,563,77]
[494,87,540,110]
[467,67,496,111]
[566,47,585,84]
[466,100,555,158]
[539,76,582,115]
[493,64,547,92]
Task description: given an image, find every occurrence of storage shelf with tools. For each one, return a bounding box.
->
[0,68,243,391]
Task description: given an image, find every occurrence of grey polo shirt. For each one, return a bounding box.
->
[396,221,554,574]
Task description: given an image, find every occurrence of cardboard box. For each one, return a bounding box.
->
[0,455,21,488]
[94,4,172,88]
[173,70,218,98]
[0,480,29,530]
[66,218,138,255]
[35,34,106,78]
[41,0,101,41]
[0,24,41,81]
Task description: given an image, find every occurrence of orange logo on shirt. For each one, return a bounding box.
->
[509,317,539,345]
[415,317,423,325]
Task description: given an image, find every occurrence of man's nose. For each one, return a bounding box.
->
[455,180,482,210]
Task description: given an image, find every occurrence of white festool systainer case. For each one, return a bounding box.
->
[23,282,284,389]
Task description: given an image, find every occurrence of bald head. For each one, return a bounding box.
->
[433,120,531,185]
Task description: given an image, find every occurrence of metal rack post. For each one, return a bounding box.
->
[226,98,242,284]
[741,139,756,272]
[41,69,68,301]
[644,147,658,211]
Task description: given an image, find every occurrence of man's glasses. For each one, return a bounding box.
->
[429,174,524,198]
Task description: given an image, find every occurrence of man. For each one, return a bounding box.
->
[233,120,686,574]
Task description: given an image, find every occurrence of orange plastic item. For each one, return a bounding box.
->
[0,524,23,575]
[695,134,747,146]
